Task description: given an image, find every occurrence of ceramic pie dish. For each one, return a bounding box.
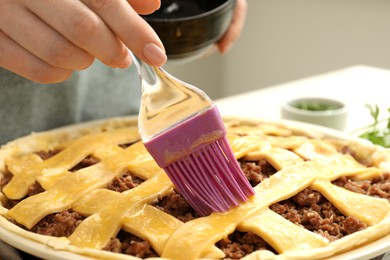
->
[0,116,390,260]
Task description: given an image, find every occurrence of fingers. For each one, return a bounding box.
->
[23,0,166,67]
[0,0,166,84]
[82,0,167,66]
[1,2,94,71]
[21,0,132,69]
[0,31,73,83]
[217,0,248,54]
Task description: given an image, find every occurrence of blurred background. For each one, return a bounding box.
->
[164,0,390,99]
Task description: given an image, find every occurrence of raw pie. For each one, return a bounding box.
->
[1,117,390,260]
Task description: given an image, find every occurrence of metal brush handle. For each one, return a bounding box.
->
[130,52,213,141]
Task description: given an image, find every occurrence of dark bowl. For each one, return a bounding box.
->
[141,0,236,59]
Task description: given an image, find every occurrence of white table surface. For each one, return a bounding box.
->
[215,65,390,134]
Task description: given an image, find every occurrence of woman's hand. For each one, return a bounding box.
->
[217,0,247,54]
[0,0,167,83]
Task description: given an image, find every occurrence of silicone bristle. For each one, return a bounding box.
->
[143,106,255,216]
[164,136,255,216]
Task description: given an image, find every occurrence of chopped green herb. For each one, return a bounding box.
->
[352,104,390,148]
[293,102,339,111]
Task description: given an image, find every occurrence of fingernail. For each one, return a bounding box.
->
[143,43,167,66]
[154,0,161,10]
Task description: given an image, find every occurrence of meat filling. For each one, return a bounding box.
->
[270,189,367,242]
[103,231,158,258]
[32,210,84,237]
[217,231,276,259]
[153,191,200,222]
[107,172,144,192]
[333,174,390,201]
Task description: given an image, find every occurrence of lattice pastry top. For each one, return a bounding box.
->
[1,117,390,260]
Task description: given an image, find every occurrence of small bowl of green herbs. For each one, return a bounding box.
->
[281,97,348,130]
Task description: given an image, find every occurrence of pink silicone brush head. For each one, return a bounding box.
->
[130,51,254,216]
[144,106,255,216]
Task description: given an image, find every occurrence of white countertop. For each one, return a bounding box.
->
[215,65,390,134]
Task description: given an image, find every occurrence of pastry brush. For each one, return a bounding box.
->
[131,53,254,216]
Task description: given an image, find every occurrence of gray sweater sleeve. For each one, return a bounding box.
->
[0,61,141,145]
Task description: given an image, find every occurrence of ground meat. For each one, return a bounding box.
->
[119,142,138,149]
[31,210,84,237]
[70,155,100,171]
[28,182,44,196]
[293,188,322,206]
[0,172,12,189]
[103,230,158,258]
[3,199,19,209]
[333,173,390,201]
[342,216,367,234]
[153,190,199,222]
[270,188,367,242]
[35,150,60,160]
[240,159,277,187]
[106,172,144,192]
[216,231,275,259]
